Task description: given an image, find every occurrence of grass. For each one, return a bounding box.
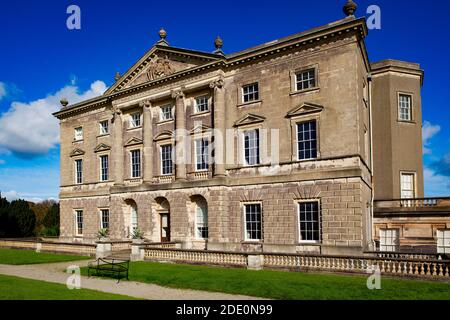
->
[84,261,450,300]
[0,274,136,300]
[0,248,90,265]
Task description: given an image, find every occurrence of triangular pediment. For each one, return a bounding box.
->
[106,46,222,94]
[154,130,174,142]
[234,114,266,127]
[286,102,324,118]
[124,137,143,147]
[190,124,211,135]
[70,148,85,157]
[94,143,111,153]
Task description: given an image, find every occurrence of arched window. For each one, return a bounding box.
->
[196,201,208,239]
[131,204,138,234]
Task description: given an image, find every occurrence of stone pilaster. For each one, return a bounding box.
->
[141,100,153,183]
[112,107,124,185]
[210,78,226,177]
[172,90,187,181]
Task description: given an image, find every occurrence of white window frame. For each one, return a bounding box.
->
[130,149,141,178]
[194,139,209,172]
[129,112,141,128]
[160,144,173,176]
[437,230,450,254]
[398,93,412,121]
[74,127,83,141]
[195,95,209,114]
[100,209,110,230]
[400,172,416,199]
[243,202,262,242]
[242,83,259,104]
[160,105,174,121]
[295,68,316,91]
[75,159,83,184]
[75,210,83,236]
[195,202,208,240]
[99,120,109,135]
[297,200,321,244]
[99,155,109,182]
[130,205,138,234]
[242,129,260,167]
[296,120,318,161]
[379,228,399,252]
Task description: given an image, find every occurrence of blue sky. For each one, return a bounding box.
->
[0,0,449,201]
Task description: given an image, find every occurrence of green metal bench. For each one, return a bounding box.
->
[87,258,129,283]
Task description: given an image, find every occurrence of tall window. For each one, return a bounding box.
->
[244,129,260,166]
[244,204,262,241]
[74,127,83,141]
[195,139,209,171]
[99,120,109,135]
[399,94,412,121]
[195,96,209,113]
[131,206,138,234]
[437,230,450,254]
[161,144,173,175]
[296,69,316,91]
[400,173,415,199]
[298,202,320,242]
[100,155,109,181]
[130,112,141,128]
[242,83,259,103]
[75,210,83,235]
[130,150,141,178]
[196,204,208,239]
[75,159,83,184]
[160,105,173,121]
[297,120,318,160]
[379,229,399,252]
[101,209,109,229]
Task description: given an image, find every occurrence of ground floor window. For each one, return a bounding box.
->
[379,229,399,252]
[437,230,450,254]
[75,210,83,236]
[196,204,208,239]
[298,201,320,242]
[101,209,109,230]
[244,203,262,241]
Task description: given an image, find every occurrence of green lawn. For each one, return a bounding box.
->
[0,248,90,265]
[0,274,136,300]
[84,261,450,300]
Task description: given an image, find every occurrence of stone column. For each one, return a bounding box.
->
[172,90,187,181]
[141,100,153,183]
[210,78,226,177]
[112,108,124,185]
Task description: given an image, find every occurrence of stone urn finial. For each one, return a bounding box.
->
[159,27,167,40]
[115,72,121,82]
[343,0,357,17]
[214,36,224,55]
[60,98,69,107]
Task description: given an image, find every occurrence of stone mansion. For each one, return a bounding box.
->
[53,2,425,255]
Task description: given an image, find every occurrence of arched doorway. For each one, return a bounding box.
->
[154,197,170,242]
[124,199,138,239]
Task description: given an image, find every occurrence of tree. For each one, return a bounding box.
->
[42,203,60,236]
[9,200,36,237]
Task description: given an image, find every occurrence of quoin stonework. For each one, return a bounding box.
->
[53,2,427,256]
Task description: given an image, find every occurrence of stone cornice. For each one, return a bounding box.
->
[53,17,368,120]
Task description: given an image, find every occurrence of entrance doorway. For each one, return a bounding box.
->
[160,212,170,242]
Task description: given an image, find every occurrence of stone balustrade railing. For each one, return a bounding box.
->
[0,238,96,256]
[144,242,181,249]
[366,251,440,261]
[109,241,132,252]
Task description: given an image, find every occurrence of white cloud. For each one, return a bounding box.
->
[0,82,6,100]
[424,167,450,197]
[422,121,441,155]
[0,81,107,156]
[2,190,20,201]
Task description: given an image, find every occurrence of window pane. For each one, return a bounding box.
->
[161,145,173,175]
[196,204,208,239]
[101,209,109,229]
[400,173,415,199]
[195,96,209,113]
[75,160,83,184]
[297,121,318,160]
[296,69,316,91]
[100,155,109,181]
[399,94,412,121]
[244,130,260,166]
[299,202,320,241]
[131,150,141,178]
[195,139,209,171]
[245,204,262,240]
[242,83,259,103]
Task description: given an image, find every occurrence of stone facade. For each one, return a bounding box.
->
[53,13,423,255]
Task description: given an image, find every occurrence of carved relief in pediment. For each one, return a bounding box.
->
[146,55,175,81]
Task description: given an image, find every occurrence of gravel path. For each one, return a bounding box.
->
[0,261,264,300]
